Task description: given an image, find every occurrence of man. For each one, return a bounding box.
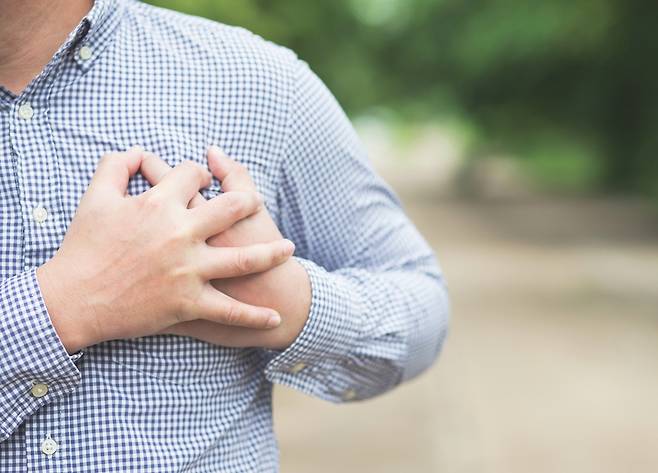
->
[0,0,449,471]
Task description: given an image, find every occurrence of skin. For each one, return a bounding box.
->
[0,0,94,94]
[2,0,312,353]
[143,147,312,350]
[38,149,296,352]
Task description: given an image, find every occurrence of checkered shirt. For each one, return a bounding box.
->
[0,0,449,471]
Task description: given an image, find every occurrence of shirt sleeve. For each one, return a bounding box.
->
[0,269,81,442]
[264,59,450,403]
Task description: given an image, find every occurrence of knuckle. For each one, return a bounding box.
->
[171,224,194,244]
[168,269,198,308]
[249,192,261,208]
[175,295,197,323]
[173,295,191,320]
[264,244,278,263]
[278,243,289,259]
[143,190,167,210]
[178,160,201,177]
[224,303,240,326]
[141,152,157,169]
[235,249,255,273]
[179,159,196,170]
[182,160,206,178]
[223,193,245,218]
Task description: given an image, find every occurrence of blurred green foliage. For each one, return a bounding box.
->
[146,0,658,197]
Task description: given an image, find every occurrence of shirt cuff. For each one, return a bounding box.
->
[264,257,363,402]
[0,269,81,439]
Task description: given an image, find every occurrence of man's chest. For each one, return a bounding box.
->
[0,66,286,276]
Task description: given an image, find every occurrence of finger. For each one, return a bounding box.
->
[140,151,172,185]
[189,191,263,238]
[161,320,270,348]
[89,146,144,195]
[199,239,295,279]
[197,287,281,329]
[148,160,211,205]
[141,152,207,208]
[188,192,207,208]
[207,146,257,192]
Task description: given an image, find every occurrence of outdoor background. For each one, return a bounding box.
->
[147,1,658,472]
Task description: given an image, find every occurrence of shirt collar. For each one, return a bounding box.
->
[1,0,125,102]
[69,0,124,72]
[0,0,124,106]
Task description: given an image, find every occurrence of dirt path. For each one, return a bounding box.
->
[273,195,658,473]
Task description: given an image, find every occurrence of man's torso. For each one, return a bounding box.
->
[0,1,298,470]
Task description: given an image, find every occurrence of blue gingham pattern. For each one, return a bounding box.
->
[0,0,449,471]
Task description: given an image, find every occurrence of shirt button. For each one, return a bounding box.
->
[342,389,357,401]
[78,45,93,61]
[288,362,307,374]
[41,437,58,456]
[18,103,34,120]
[30,382,48,398]
[32,206,48,223]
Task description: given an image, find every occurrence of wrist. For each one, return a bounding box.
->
[37,257,100,353]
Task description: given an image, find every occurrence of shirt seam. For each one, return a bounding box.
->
[274,55,300,217]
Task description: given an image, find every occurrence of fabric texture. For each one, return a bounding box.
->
[0,0,449,471]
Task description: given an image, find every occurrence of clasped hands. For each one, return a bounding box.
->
[38,146,311,354]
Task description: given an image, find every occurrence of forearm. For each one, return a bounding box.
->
[260,57,451,402]
[264,256,449,402]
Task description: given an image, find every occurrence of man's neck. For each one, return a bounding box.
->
[0,0,93,95]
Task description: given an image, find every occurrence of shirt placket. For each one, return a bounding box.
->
[9,58,75,473]
[12,96,66,270]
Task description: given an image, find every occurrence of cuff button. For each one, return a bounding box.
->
[30,382,48,398]
[342,389,357,401]
[288,362,307,374]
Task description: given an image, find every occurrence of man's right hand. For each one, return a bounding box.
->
[37,147,294,353]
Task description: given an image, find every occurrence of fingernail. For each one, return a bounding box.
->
[256,192,265,205]
[267,313,281,329]
[283,239,295,254]
[128,145,144,153]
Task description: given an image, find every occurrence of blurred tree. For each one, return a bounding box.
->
[146,0,658,198]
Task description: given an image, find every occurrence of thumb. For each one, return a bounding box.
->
[90,146,144,195]
[207,146,257,192]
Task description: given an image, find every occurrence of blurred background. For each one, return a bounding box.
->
[147,1,658,471]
